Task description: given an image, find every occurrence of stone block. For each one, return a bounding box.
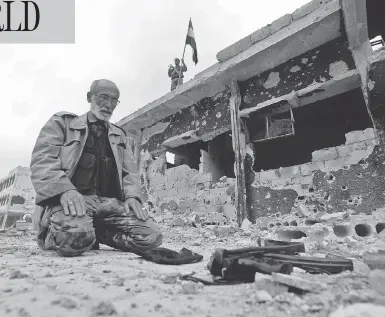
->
[300,161,325,175]
[196,173,213,183]
[363,128,376,140]
[345,130,366,144]
[272,273,326,292]
[312,147,338,162]
[250,26,271,44]
[216,35,253,62]
[172,164,189,173]
[167,188,178,197]
[165,168,174,176]
[292,0,330,21]
[157,190,167,198]
[365,138,378,147]
[149,175,166,186]
[167,172,180,182]
[346,149,369,165]
[300,175,314,187]
[210,187,227,197]
[337,144,355,157]
[269,14,292,34]
[324,157,350,171]
[259,169,279,183]
[223,205,237,220]
[217,195,230,205]
[165,180,175,190]
[177,186,190,197]
[277,166,295,179]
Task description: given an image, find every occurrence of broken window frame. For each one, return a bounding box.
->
[252,107,295,143]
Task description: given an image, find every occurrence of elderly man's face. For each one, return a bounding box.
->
[89,81,120,121]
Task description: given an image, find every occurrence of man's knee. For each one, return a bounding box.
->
[53,228,96,257]
[132,221,163,251]
[41,205,95,257]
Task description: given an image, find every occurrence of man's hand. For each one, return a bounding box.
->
[60,190,86,217]
[124,197,148,221]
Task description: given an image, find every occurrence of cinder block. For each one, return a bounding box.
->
[172,164,189,173]
[337,144,355,157]
[165,168,175,176]
[324,157,350,171]
[300,161,325,175]
[345,130,366,144]
[210,187,227,196]
[207,205,223,214]
[177,186,190,197]
[363,128,376,140]
[167,188,178,197]
[216,35,253,62]
[149,175,165,186]
[165,180,175,190]
[250,26,271,44]
[269,14,292,34]
[300,175,314,187]
[157,190,167,198]
[259,170,279,182]
[167,172,179,182]
[277,166,295,179]
[312,147,338,162]
[346,149,370,165]
[196,173,213,183]
[365,138,379,147]
[217,195,230,205]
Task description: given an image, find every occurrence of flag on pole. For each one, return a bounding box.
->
[185,19,198,65]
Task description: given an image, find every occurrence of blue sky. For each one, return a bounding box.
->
[0,0,310,177]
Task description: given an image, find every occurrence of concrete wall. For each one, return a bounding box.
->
[244,127,383,221]
[145,163,237,224]
[239,36,355,110]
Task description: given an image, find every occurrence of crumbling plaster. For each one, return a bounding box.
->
[140,89,231,154]
[239,36,356,110]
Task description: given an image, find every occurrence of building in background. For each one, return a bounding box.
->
[117,0,385,230]
[0,166,35,230]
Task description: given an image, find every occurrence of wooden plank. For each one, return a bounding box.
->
[229,80,247,226]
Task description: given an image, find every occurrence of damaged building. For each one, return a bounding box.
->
[117,0,385,233]
[0,166,36,230]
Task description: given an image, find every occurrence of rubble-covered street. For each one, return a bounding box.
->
[1,207,385,317]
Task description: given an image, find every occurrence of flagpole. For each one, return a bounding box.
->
[177,18,190,83]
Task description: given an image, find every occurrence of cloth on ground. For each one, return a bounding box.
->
[139,247,203,265]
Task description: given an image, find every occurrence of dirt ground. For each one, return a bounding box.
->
[1,215,385,317]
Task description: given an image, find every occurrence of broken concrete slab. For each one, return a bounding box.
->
[271,273,326,292]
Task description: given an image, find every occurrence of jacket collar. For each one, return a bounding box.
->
[69,112,122,136]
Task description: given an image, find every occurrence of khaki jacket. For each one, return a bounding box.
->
[30,111,142,230]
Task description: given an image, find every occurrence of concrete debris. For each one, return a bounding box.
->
[254,273,289,296]
[255,290,273,302]
[272,273,326,293]
[329,303,385,317]
[91,301,118,316]
[51,297,78,310]
[241,218,252,232]
[162,272,181,284]
[181,281,203,294]
[369,270,385,297]
[9,270,28,279]
[171,218,185,227]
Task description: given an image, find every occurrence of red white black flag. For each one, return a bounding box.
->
[185,19,198,64]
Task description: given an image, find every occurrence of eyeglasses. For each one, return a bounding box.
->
[95,93,120,106]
